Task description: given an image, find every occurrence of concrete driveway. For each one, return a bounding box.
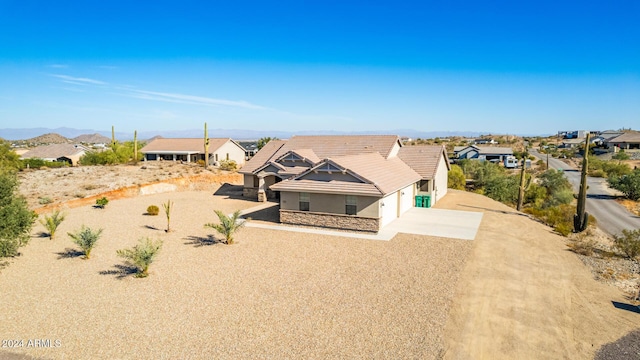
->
[243,203,483,241]
[382,207,483,240]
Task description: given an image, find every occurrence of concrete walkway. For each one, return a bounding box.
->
[240,203,483,241]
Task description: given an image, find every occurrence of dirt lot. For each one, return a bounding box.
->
[3,167,640,359]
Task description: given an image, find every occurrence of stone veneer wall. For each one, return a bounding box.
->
[280,209,380,233]
[243,187,259,198]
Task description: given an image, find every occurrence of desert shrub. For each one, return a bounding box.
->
[39,210,66,240]
[68,225,103,259]
[569,238,596,256]
[537,169,574,208]
[95,197,109,209]
[196,159,206,167]
[484,175,519,204]
[0,172,37,257]
[589,156,631,178]
[0,141,22,171]
[80,141,144,165]
[146,205,159,216]
[613,229,640,259]
[608,169,640,201]
[38,197,53,205]
[117,238,163,277]
[205,210,245,244]
[448,164,466,190]
[20,158,67,169]
[525,204,575,236]
[219,160,237,171]
[524,183,547,208]
[612,151,630,160]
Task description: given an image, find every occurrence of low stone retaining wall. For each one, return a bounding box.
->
[280,209,380,233]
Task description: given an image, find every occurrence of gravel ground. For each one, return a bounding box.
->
[1,190,472,359]
[595,329,640,360]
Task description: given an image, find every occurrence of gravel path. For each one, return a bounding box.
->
[1,190,472,359]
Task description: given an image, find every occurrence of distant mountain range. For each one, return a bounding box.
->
[0,127,493,141]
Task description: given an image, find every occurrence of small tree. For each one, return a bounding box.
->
[162,200,173,232]
[257,137,279,150]
[448,165,466,190]
[117,238,163,277]
[68,225,103,259]
[205,210,245,244]
[95,197,109,209]
[613,229,640,259]
[0,172,37,257]
[608,169,640,201]
[39,210,66,240]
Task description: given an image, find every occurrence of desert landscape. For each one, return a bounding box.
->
[0,164,637,359]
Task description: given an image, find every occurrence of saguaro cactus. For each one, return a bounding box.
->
[134,130,138,164]
[516,158,530,211]
[574,132,590,232]
[111,125,116,150]
[204,122,210,169]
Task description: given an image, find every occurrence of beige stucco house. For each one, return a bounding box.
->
[140,138,246,167]
[606,132,640,151]
[20,144,89,166]
[240,135,450,232]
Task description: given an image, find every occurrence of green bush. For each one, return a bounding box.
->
[484,175,519,204]
[0,172,37,257]
[612,151,630,160]
[79,141,145,166]
[20,158,68,169]
[525,204,575,236]
[589,156,631,178]
[39,210,66,240]
[68,225,103,259]
[146,205,159,216]
[613,229,640,258]
[608,169,640,201]
[219,159,237,171]
[117,238,163,277]
[448,164,466,190]
[95,197,109,209]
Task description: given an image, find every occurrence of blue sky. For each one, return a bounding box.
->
[0,0,638,135]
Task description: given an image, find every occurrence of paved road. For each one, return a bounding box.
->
[530,149,640,236]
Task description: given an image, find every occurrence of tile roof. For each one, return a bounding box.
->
[397,145,449,180]
[241,135,401,174]
[139,138,235,153]
[271,152,421,196]
[240,140,287,174]
[21,144,87,159]
[454,145,513,155]
[607,132,640,143]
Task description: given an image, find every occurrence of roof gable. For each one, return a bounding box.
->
[398,145,450,180]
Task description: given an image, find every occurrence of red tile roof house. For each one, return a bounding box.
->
[240,135,450,233]
[20,144,89,166]
[139,138,246,167]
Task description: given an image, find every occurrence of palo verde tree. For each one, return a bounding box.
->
[205,210,245,244]
[0,171,37,257]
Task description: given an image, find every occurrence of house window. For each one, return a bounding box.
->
[346,195,357,215]
[299,192,310,211]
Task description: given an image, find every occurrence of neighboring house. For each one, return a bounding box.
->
[605,132,640,151]
[20,144,88,166]
[453,145,513,162]
[139,138,246,166]
[474,138,496,145]
[559,138,585,149]
[241,135,450,233]
[237,141,259,160]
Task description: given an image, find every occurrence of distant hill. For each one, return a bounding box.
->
[25,133,71,145]
[72,133,111,144]
[1,127,499,141]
